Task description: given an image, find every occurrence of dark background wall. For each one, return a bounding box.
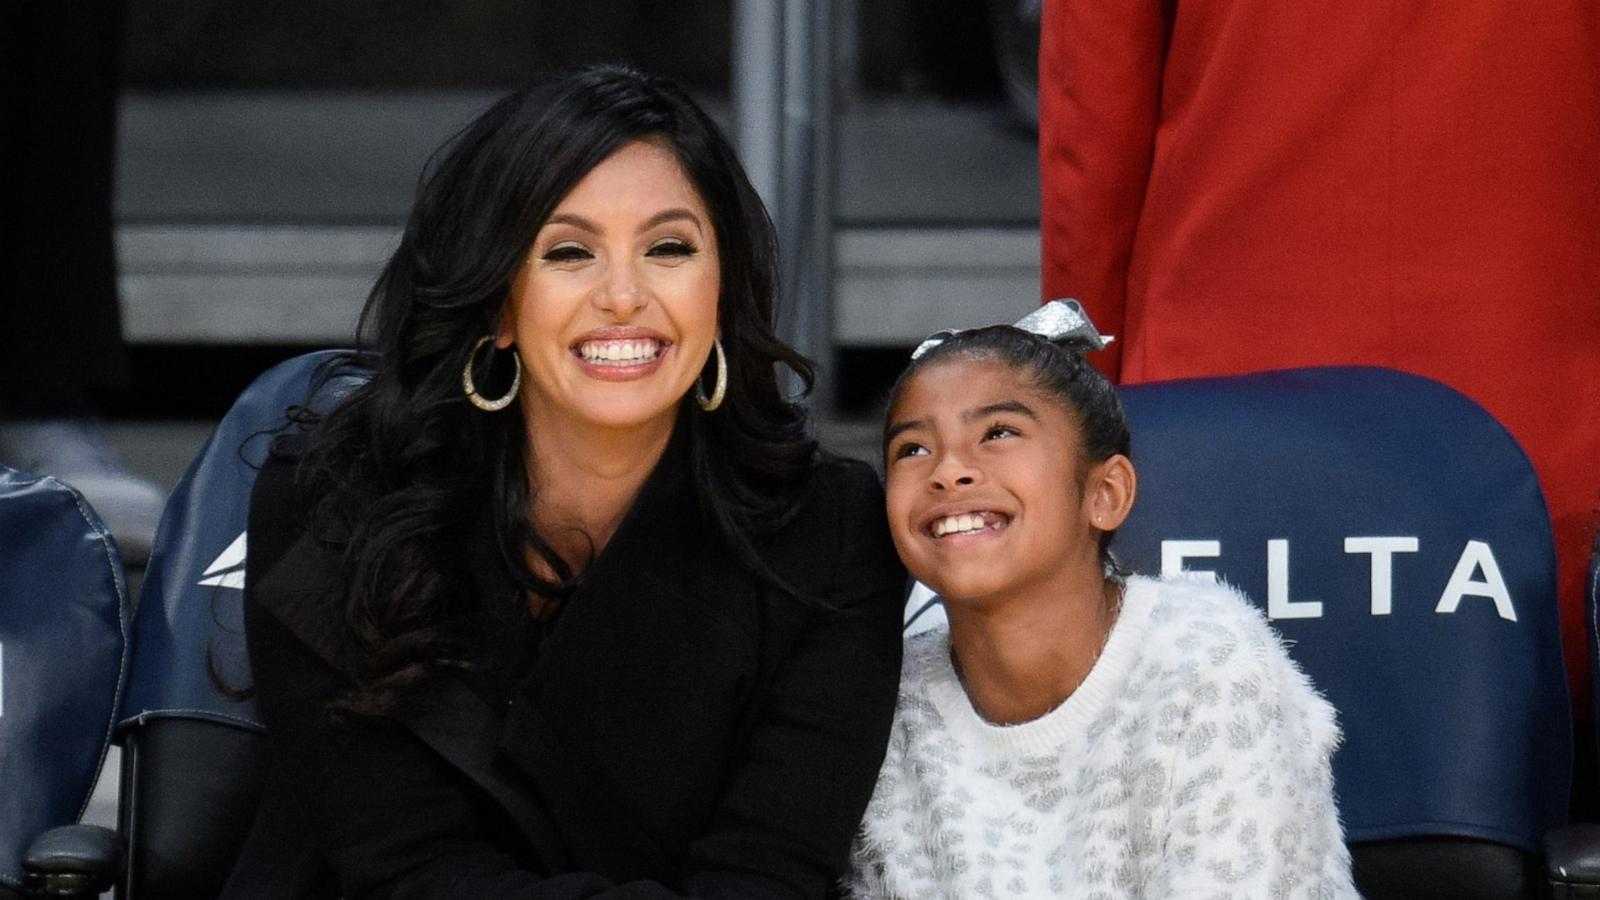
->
[123,0,1003,98]
[108,1,1015,419]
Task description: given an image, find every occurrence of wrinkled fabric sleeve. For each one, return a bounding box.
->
[245,456,673,898]
[247,608,670,899]
[1038,0,1172,381]
[680,465,906,898]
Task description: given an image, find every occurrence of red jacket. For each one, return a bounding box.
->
[1040,0,1600,709]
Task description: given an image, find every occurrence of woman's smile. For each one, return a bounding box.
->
[571,326,673,380]
[500,138,721,434]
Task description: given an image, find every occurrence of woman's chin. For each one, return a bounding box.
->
[547,395,688,435]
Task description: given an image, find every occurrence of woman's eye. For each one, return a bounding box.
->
[983,424,1019,441]
[542,244,592,263]
[647,239,697,258]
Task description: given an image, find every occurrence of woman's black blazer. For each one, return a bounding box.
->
[226,434,906,899]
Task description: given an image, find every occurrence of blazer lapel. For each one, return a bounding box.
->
[494,423,706,879]
[248,423,715,880]
[250,534,572,869]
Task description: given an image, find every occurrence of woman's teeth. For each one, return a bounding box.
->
[578,339,662,365]
[931,512,995,537]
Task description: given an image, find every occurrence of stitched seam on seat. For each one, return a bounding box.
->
[38,473,136,823]
[122,708,266,733]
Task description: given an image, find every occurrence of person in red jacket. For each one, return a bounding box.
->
[1039,0,1600,731]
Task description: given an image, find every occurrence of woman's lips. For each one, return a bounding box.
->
[569,332,673,381]
[576,337,664,365]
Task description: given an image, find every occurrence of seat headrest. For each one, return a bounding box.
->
[118,351,370,736]
[1115,366,1568,851]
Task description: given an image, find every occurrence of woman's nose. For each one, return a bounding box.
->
[594,261,648,318]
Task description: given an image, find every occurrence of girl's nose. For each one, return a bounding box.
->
[929,452,981,491]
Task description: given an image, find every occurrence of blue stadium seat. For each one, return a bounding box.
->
[0,467,129,898]
[904,365,1585,898]
[106,350,367,899]
[1591,532,1599,773]
[1540,533,1600,895]
[118,351,358,740]
[1113,366,1568,898]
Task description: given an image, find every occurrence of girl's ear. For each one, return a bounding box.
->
[1083,454,1137,532]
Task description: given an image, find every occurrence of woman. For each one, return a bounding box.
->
[228,66,906,899]
[850,302,1356,898]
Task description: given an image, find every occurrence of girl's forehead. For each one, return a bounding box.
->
[896,356,1045,411]
[888,357,1086,446]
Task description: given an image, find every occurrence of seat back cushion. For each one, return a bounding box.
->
[0,467,129,892]
[1114,366,1569,852]
[114,351,368,897]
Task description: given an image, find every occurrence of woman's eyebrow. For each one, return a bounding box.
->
[641,207,704,233]
[961,399,1038,422]
[544,212,600,233]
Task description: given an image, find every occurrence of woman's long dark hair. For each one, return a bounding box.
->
[293,66,818,719]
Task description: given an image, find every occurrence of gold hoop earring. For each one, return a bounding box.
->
[462,336,521,412]
[696,338,727,413]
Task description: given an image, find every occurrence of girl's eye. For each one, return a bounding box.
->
[542,244,592,263]
[982,424,1019,441]
[647,239,697,258]
[892,442,929,460]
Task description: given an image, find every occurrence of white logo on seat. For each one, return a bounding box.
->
[1160,536,1518,622]
[198,532,248,590]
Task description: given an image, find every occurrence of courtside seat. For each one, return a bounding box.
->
[24,351,368,900]
[0,467,129,899]
[1591,530,1599,792]
[905,365,1591,898]
[1540,533,1600,899]
[1111,366,1569,898]
[112,350,367,899]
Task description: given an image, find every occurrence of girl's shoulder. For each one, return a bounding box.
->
[900,628,950,680]
[1127,573,1290,667]
[1124,573,1340,747]
[875,630,976,768]
[890,630,962,720]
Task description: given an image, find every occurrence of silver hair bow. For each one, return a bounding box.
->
[909,298,1115,360]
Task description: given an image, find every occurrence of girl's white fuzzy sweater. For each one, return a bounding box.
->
[850,575,1360,899]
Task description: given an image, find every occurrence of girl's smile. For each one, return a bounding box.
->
[885,358,1105,607]
[926,509,1009,539]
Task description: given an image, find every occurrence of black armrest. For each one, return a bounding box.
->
[1547,823,1600,898]
[1351,837,1540,899]
[22,824,121,899]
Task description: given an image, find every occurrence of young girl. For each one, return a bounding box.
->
[850,301,1359,898]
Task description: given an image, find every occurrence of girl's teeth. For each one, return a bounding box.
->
[934,513,991,536]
